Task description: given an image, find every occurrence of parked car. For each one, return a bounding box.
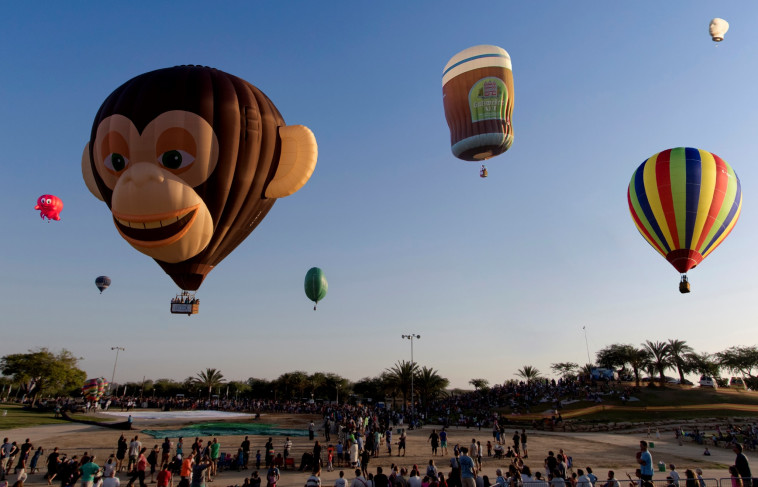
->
[699,375,717,388]
[730,377,746,389]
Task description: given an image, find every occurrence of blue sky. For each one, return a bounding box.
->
[2,2,757,390]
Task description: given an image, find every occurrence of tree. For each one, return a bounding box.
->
[415,367,449,411]
[192,368,225,399]
[385,360,418,411]
[469,378,489,391]
[716,346,758,378]
[595,345,630,370]
[687,353,720,378]
[624,347,650,387]
[515,365,542,383]
[550,362,578,379]
[643,341,671,386]
[0,348,86,406]
[667,339,694,383]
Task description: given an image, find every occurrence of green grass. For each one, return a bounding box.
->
[0,404,114,429]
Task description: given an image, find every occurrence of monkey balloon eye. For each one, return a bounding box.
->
[46,198,52,204]
[159,150,194,170]
[104,153,129,172]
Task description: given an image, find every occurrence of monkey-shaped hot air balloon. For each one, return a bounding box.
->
[627,147,742,293]
[443,45,514,178]
[82,66,318,312]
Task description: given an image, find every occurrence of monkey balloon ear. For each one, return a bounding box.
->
[81,143,104,201]
[265,125,318,198]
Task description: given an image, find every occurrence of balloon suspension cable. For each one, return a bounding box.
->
[314,303,317,311]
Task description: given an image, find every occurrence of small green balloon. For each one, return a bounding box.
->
[304,267,328,309]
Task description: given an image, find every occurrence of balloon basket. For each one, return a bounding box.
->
[171,291,199,315]
[679,276,690,294]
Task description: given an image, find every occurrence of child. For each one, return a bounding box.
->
[327,451,334,472]
[256,451,261,471]
[486,442,492,458]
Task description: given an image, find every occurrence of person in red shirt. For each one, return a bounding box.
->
[157,465,172,487]
[127,448,148,487]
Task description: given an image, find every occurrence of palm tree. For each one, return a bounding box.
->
[193,368,225,399]
[643,341,671,386]
[515,365,542,383]
[415,366,449,412]
[667,339,694,383]
[385,360,418,411]
[624,346,650,387]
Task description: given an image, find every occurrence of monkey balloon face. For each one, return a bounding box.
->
[92,111,218,263]
[82,66,317,291]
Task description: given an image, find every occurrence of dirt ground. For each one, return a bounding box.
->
[1,413,749,487]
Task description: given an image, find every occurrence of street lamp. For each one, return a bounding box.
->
[110,347,125,390]
[401,334,420,419]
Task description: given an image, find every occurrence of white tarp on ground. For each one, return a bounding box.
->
[101,410,254,420]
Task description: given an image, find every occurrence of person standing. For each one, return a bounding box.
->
[428,431,439,457]
[16,439,33,474]
[520,430,528,459]
[157,464,172,487]
[79,456,101,487]
[240,437,250,470]
[128,437,142,473]
[512,432,520,457]
[351,469,368,487]
[458,448,476,487]
[733,444,756,487]
[45,447,60,485]
[636,441,653,483]
[147,446,160,483]
[439,429,448,457]
[305,465,322,487]
[374,467,389,487]
[309,423,316,441]
[127,448,148,487]
[102,469,121,487]
[117,436,128,473]
[161,439,172,470]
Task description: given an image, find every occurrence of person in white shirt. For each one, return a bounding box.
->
[102,470,121,487]
[408,469,422,487]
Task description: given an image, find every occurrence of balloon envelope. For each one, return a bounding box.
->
[34,194,63,221]
[442,45,514,161]
[304,267,328,305]
[709,18,729,42]
[95,276,111,293]
[82,66,317,291]
[627,147,742,274]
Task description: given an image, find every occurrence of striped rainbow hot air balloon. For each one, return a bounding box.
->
[627,147,742,293]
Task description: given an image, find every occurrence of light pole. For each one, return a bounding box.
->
[401,334,420,419]
[110,346,125,390]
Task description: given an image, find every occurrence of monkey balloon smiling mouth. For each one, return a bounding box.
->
[113,206,199,245]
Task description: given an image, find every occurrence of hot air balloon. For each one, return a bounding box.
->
[95,276,111,294]
[82,378,100,401]
[709,18,729,42]
[627,147,742,293]
[35,194,63,221]
[443,45,514,178]
[81,66,318,313]
[304,267,328,310]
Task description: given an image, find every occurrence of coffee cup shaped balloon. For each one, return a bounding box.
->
[442,45,514,161]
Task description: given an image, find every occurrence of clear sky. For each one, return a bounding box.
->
[2,2,757,390]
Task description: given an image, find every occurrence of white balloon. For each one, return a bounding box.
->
[709,18,729,42]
